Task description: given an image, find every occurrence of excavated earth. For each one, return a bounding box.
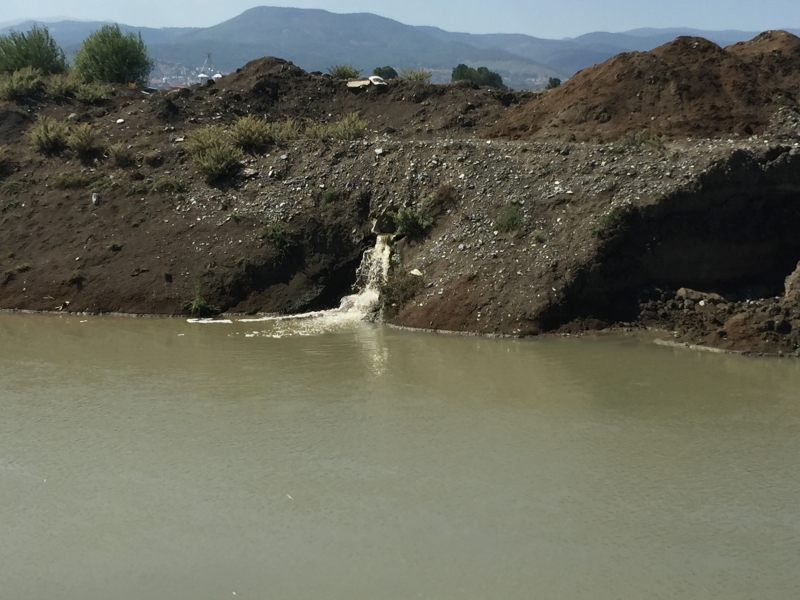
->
[1,33,800,356]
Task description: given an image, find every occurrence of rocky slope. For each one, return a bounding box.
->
[1,39,800,356]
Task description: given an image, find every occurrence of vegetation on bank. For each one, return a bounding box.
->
[0,24,67,75]
[73,25,153,86]
[452,64,504,88]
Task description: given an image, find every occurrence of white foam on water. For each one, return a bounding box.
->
[188,235,393,336]
[186,318,233,324]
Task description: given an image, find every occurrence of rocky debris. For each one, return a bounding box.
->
[490,30,800,142]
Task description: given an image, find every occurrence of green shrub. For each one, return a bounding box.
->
[184,127,243,182]
[74,82,109,104]
[229,114,273,152]
[306,112,367,140]
[0,25,67,75]
[0,66,44,101]
[328,64,360,79]
[151,177,186,194]
[73,24,154,85]
[619,130,664,150]
[52,172,97,190]
[28,116,68,154]
[321,188,340,204]
[67,123,100,156]
[107,142,134,167]
[372,66,398,80]
[545,77,562,90]
[451,64,504,88]
[496,205,524,232]
[0,179,22,196]
[181,283,220,317]
[268,118,301,144]
[45,71,82,99]
[261,221,296,254]
[394,204,434,240]
[401,68,433,83]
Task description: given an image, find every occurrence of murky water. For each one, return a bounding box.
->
[1,313,799,599]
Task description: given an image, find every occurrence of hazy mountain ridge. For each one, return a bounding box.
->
[2,8,797,89]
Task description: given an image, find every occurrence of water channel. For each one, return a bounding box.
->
[1,313,799,598]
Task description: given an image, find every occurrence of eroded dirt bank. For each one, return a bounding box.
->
[2,34,800,355]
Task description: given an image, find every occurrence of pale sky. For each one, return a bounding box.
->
[2,0,798,38]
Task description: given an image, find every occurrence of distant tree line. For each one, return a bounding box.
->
[451,64,504,88]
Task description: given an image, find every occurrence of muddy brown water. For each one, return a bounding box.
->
[1,313,799,599]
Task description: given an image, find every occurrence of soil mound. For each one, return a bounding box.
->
[178,56,530,137]
[489,31,800,142]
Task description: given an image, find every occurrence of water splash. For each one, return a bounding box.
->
[236,234,392,335]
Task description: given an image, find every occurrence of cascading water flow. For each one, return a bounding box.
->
[190,235,393,336]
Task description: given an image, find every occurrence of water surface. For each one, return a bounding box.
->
[1,314,799,599]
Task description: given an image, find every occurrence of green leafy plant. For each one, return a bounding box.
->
[401,68,433,83]
[0,179,22,196]
[74,82,109,104]
[451,64,504,88]
[67,123,101,156]
[73,24,153,86]
[327,64,360,79]
[184,126,243,182]
[181,282,220,317]
[0,25,67,75]
[321,188,340,204]
[107,142,134,167]
[150,177,186,194]
[545,77,562,90]
[372,66,398,80]
[496,205,524,232]
[305,112,367,140]
[393,204,434,240]
[52,172,98,190]
[261,221,296,255]
[229,114,274,153]
[45,71,83,99]
[28,116,68,154]
[0,66,44,101]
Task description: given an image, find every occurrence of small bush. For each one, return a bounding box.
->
[45,71,82,99]
[0,25,68,75]
[545,77,562,90]
[184,127,243,182]
[261,221,296,254]
[74,82,109,104]
[267,118,301,145]
[229,114,273,152]
[380,270,423,312]
[0,66,44,101]
[306,112,367,140]
[151,177,186,194]
[619,130,664,150]
[451,64,504,88]
[328,64,360,79]
[321,188,340,204]
[67,123,100,156]
[393,204,434,240]
[107,142,134,167]
[0,179,22,196]
[401,68,433,83]
[496,205,524,232]
[73,24,154,86]
[181,283,220,318]
[52,172,97,190]
[372,66,398,80]
[28,116,68,154]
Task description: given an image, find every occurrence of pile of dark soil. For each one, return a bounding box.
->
[489,30,800,142]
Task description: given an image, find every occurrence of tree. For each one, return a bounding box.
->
[545,77,562,90]
[0,24,67,75]
[73,24,154,86]
[451,64,504,89]
[372,66,398,80]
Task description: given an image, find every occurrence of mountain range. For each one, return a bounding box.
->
[2,7,798,89]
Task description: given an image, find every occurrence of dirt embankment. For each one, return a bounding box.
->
[490,30,800,142]
[2,35,800,356]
